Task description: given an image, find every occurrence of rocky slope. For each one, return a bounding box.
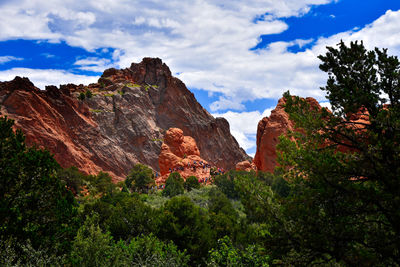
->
[0,58,249,181]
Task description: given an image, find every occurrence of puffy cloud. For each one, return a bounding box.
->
[0,68,98,89]
[0,0,335,109]
[1,2,400,113]
[212,107,273,151]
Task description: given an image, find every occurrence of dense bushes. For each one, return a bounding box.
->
[0,116,77,257]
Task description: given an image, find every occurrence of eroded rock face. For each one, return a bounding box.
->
[253,97,322,172]
[0,58,249,181]
[235,160,257,172]
[158,128,212,183]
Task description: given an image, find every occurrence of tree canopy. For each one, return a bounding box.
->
[276,40,400,265]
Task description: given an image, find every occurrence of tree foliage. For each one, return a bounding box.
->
[184,175,200,191]
[162,172,184,197]
[276,40,400,265]
[125,163,155,193]
[0,116,77,253]
[159,196,214,264]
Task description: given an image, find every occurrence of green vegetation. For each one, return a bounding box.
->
[85,90,93,98]
[125,82,140,88]
[90,109,102,113]
[0,116,77,260]
[104,93,115,97]
[2,41,399,266]
[78,92,85,100]
[274,40,400,265]
[125,164,155,193]
[184,175,200,191]
[162,172,184,197]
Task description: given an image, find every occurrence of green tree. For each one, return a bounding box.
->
[162,172,184,197]
[159,196,214,264]
[125,164,155,193]
[207,236,269,267]
[57,166,87,195]
[213,170,241,199]
[70,214,114,266]
[208,189,239,240]
[85,171,118,196]
[104,194,158,241]
[0,116,77,254]
[184,175,200,191]
[276,41,400,265]
[85,89,93,98]
[115,234,190,266]
[78,92,85,100]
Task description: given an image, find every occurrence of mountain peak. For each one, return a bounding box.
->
[0,58,249,181]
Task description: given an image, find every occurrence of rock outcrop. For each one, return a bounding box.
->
[253,97,321,172]
[0,58,249,181]
[235,160,257,172]
[157,128,213,184]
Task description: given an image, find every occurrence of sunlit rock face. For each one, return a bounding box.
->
[253,97,321,172]
[0,58,249,181]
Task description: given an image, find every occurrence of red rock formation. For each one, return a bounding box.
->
[253,96,373,172]
[0,58,249,182]
[235,160,257,172]
[253,97,322,172]
[157,128,213,184]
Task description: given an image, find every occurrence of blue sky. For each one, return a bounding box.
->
[1,0,400,156]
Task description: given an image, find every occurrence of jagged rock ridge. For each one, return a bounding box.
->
[0,58,250,181]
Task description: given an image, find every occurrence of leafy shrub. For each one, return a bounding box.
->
[213,170,241,199]
[85,90,93,98]
[184,176,200,191]
[159,196,214,264]
[125,164,155,193]
[162,172,184,197]
[78,92,85,100]
[207,236,270,267]
[70,214,114,266]
[115,234,190,266]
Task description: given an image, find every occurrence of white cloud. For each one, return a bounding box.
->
[74,57,116,72]
[0,56,23,64]
[0,0,335,109]
[319,101,331,111]
[0,68,98,89]
[212,107,273,151]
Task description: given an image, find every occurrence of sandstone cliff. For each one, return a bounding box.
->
[253,97,321,172]
[0,58,249,181]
